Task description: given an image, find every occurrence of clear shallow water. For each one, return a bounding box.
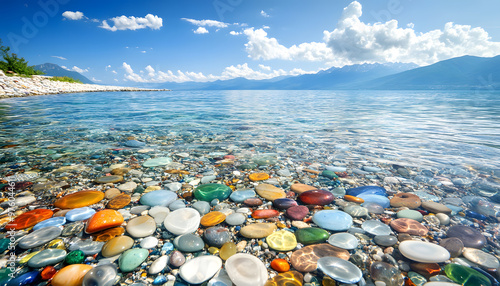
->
[0,90,499,172]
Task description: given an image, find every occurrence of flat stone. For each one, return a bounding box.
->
[298,189,334,206]
[312,210,353,231]
[446,225,486,249]
[249,173,270,181]
[192,201,211,215]
[390,218,428,236]
[399,240,450,263]
[444,264,492,286]
[18,226,62,249]
[255,184,286,201]
[285,205,309,221]
[201,211,226,227]
[346,186,386,197]
[357,194,390,208]
[374,235,398,247]
[204,227,231,247]
[290,183,317,194]
[149,255,168,274]
[169,200,186,210]
[252,209,280,219]
[290,243,350,273]
[410,262,442,279]
[390,193,422,209]
[265,271,303,286]
[85,209,124,234]
[327,233,359,250]
[117,181,137,193]
[28,249,66,268]
[33,216,66,231]
[105,188,121,199]
[149,206,170,224]
[363,202,385,214]
[118,248,149,272]
[362,220,392,236]
[65,207,96,221]
[421,201,452,214]
[95,175,123,184]
[243,197,264,206]
[318,257,362,284]
[174,233,205,252]
[344,205,369,217]
[126,215,156,238]
[107,193,131,209]
[62,221,85,237]
[194,183,232,201]
[230,189,256,202]
[101,236,134,257]
[397,209,424,222]
[266,230,297,251]
[462,248,500,269]
[6,208,54,230]
[14,196,36,207]
[225,253,268,286]
[140,236,158,249]
[273,198,298,209]
[219,242,237,261]
[225,213,246,225]
[143,157,172,167]
[294,227,329,245]
[370,262,405,286]
[68,239,104,255]
[51,264,93,286]
[439,237,464,258]
[163,208,201,235]
[140,190,177,207]
[82,264,118,286]
[180,255,222,284]
[240,223,277,238]
[92,226,125,242]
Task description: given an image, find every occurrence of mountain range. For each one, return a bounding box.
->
[33,63,94,84]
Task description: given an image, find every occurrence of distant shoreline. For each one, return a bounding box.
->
[0,73,168,98]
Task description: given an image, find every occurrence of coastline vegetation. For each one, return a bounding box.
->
[49,76,83,84]
[0,39,43,76]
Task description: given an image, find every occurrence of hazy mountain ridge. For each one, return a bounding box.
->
[33,63,94,84]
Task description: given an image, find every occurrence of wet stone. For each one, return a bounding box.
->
[446,225,486,249]
[194,183,232,202]
[204,227,232,247]
[62,221,85,236]
[363,202,385,214]
[219,242,237,260]
[201,211,226,227]
[317,257,362,284]
[286,205,309,221]
[140,190,177,207]
[95,175,123,184]
[357,194,390,208]
[28,249,67,268]
[149,206,170,224]
[249,172,270,181]
[240,223,277,238]
[444,263,491,286]
[399,240,450,263]
[6,208,53,230]
[225,213,246,225]
[410,263,442,279]
[321,170,338,179]
[362,219,392,236]
[33,216,66,231]
[55,190,105,209]
[270,259,291,273]
[290,183,317,194]
[390,193,422,209]
[346,186,386,197]
[462,248,500,269]
[163,208,201,235]
[18,226,62,249]
[230,189,256,203]
[65,207,96,221]
[149,255,168,274]
[252,209,280,219]
[255,184,287,201]
[51,264,93,286]
[312,210,353,231]
[192,201,211,215]
[65,250,85,264]
[225,253,268,286]
[85,209,124,234]
[344,205,369,217]
[118,248,149,272]
[290,243,350,273]
[439,237,464,258]
[390,218,428,236]
[169,250,186,267]
[244,197,264,207]
[397,209,424,222]
[180,255,222,284]
[107,193,131,209]
[370,262,405,286]
[82,264,118,286]
[143,157,172,167]
[101,235,134,257]
[294,227,329,245]
[298,189,334,206]
[374,235,398,247]
[105,188,121,199]
[421,201,452,214]
[175,233,205,252]
[273,198,298,209]
[92,226,125,242]
[126,215,156,238]
[69,239,105,255]
[327,233,359,250]
[140,236,159,249]
[266,230,297,251]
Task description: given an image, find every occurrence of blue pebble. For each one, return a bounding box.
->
[162,242,174,253]
[465,210,487,220]
[6,271,40,286]
[153,276,168,285]
[140,190,177,207]
[124,140,146,148]
[234,226,241,231]
[346,186,387,197]
[65,207,96,221]
[229,189,256,203]
[33,217,66,231]
[357,194,390,208]
[312,210,353,231]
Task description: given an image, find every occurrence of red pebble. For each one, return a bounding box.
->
[252,209,280,219]
[41,266,57,280]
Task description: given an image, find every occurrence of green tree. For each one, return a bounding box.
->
[0,39,43,76]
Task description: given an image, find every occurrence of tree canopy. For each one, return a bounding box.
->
[0,39,43,76]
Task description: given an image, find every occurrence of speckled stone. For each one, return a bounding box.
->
[204,227,232,248]
[266,230,297,251]
[290,243,350,273]
[390,218,428,236]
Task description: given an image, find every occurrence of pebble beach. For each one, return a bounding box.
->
[0,87,500,286]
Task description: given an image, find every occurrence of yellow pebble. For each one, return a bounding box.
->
[208,247,219,254]
[47,239,66,250]
[277,222,286,229]
[19,251,41,264]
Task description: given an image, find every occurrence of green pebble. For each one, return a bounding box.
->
[0,238,10,253]
[118,248,149,272]
[321,170,338,179]
[237,163,258,170]
[0,268,12,284]
[294,228,329,245]
[134,185,145,193]
[65,250,85,264]
[194,183,231,202]
[444,263,491,286]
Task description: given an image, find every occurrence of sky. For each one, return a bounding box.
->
[1,0,500,86]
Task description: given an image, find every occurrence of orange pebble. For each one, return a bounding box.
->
[249,173,270,181]
[344,195,364,203]
[85,209,124,234]
[200,211,226,227]
[41,266,57,280]
[270,258,290,272]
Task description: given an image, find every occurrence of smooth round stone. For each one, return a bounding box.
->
[204,227,231,247]
[55,190,105,209]
[101,236,134,257]
[15,196,36,207]
[436,213,450,225]
[118,249,149,272]
[140,190,177,207]
[444,264,491,286]
[175,234,205,252]
[140,236,159,249]
[295,227,329,245]
[169,250,186,267]
[290,243,350,272]
[69,239,105,255]
[266,230,297,251]
[201,211,226,227]
[421,201,452,214]
[439,237,464,258]
[163,208,201,235]
[105,188,121,199]
[390,193,422,209]
[18,226,62,249]
[65,250,85,264]
[62,221,85,237]
[168,200,186,211]
[85,210,124,234]
[249,172,270,181]
[399,240,450,263]
[192,201,211,215]
[370,262,405,286]
[298,190,334,206]
[423,283,461,286]
[361,220,392,236]
[82,264,118,286]
[219,242,237,261]
[28,249,66,268]
[346,186,386,197]
[66,207,96,221]
[230,189,256,203]
[225,253,268,286]
[33,216,66,231]
[51,264,93,286]
[107,193,131,209]
[374,235,398,247]
[446,225,486,249]
[327,233,359,250]
[357,194,390,208]
[255,184,286,201]
[285,205,309,221]
[95,175,123,184]
[390,218,428,236]
[149,255,168,274]
[92,227,125,242]
[397,209,424,222]
[290,183,317,194]
[130,206,150,214]
[143,157,172,167]
[312,210,353,231]
[243,197,263,206]
[126,215,156,238]
[318,257,362,284]
[363,202,385,214]
[6,271,40,285]
[194,183,232,201]
[463,248,500,269]
[273,198,298,209]
[148,206,170,224]
[344,205,369,217]
[240,223,277,238]
[225,213,246,226]
[6,208,54,230]
[180,255,222,284]
[124,139,145,148]
[252,209,280,219]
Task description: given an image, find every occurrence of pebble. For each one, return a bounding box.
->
[69,239,104,255]
[290,243,350,272]
[439,237,464,258]
[101,236,134,257]
[65,207,96,221]
[346,186,386,197]
[169,250,186,267]
[174,233,205,252]
[295,227,330,245]
[18,226,62,249]
[390,218,428,236]
[362,220,392,236]
[32,216,66,230]
[179,255,222,284]
[82,264,118,286]
[85,209,124,234]
[327,232,359,250]
[397,209,424,222]
[204,227,231,247]
[27,249,67,268]
[163,208,201,235]
[139,190,177,207]
[51,264,93,286]
[225,213,246,225]
[462,248,500,269]
[446,225,486,249]
[318,257,362,284]
[143,157,172,167]
[255,184,287,201]
[312,210,353,231]
[240,223,277,238]
[140,236,159,249]
[149,255,168,274]
[148,206,170,224]
[6,208,53,230]
[194,183,232,201]
[298,189,334,205]
[192,201,211,215]
[126,215,156,238]
[118,248,149,272]
[230,189,256,202]
[421,201,452,214]
[285,205,309,220]
[225,253,268,286]
[399,240,450,263]
[266,230,297,251]
[374,235,398,247]
[357,194,390,208]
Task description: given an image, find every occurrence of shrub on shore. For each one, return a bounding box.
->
[49,76,83,84]
[0,39,43,76]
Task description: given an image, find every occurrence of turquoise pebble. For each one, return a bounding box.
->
[229,189,256,203]
[118,249,149,272]
[33,217,66,231]
[140,190,177,207]
[312,210,353,231]
[65,207,96,221]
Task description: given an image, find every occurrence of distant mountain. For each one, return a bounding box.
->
[354,55,500,90]
[33,63,94,84]
[160,62,417,90]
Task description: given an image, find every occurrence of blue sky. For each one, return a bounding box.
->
[2,0,500,85]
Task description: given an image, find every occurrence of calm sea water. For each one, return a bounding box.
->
[0,90,499,172]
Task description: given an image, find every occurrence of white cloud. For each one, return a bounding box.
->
[181,18,228,28]
[70,66,88,73]
[258,64,271,71]
[100,14,163,31]
[112,70,117,74]
[62,11,84,20]
[260,10,270,18]
[194,27,209,34]
[230,31,241,36]
[51,55,67,60]
[141,50,147,53]
[91,77,102,82]
[243,1,500,66]
[105,65,111,70]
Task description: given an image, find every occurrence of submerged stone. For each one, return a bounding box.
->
[294,227,329,245]
[312,210,352,231]
[298,189,334,206]
[290,243,350,273]
[318,257,362,284]
[82,264,118,286]
[444,264,491,286]
[140,190,177,207]
[118,248,149,272]
[266,230,297,251]
[194,183,232,201]
[346,186,386,197]
[6,209,53,230]
[54,190,105,209]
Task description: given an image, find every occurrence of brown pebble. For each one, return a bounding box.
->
[105,188,121,199]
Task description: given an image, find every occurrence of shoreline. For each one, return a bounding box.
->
[0,73,168,98]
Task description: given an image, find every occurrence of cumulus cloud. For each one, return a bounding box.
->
[62,11,84,20]
[62,65,88,73]
[243,1,500,66]
[121,62,315,83]
[100,14,162,31]
[260,10,270,18]
[181,18,229,28]
[194,27,209,34]
[51,55,67,60]
[230,31,241,36]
